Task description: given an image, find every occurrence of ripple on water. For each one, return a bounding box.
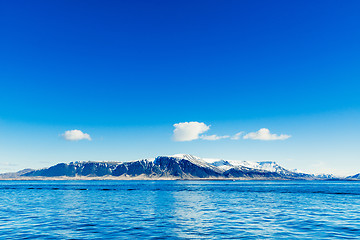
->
[0,180,360,239]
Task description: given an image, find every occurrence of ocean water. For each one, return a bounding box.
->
[0,181,359,239]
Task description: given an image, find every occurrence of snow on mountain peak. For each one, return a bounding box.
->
[167,154,296,175]
[169,154,223,172]
[171,154,202,162]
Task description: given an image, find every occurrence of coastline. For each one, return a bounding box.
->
[0,176,351,181]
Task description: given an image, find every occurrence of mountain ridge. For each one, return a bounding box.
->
[0,154,347,180]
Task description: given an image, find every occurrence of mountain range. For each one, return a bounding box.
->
[1,154,353,180]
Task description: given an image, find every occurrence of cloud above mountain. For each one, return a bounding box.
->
[173,122,291,142]
[173,122,210,141]
[62,130,92,141]
[200,134,230,140]
[231,132,243,140]
[243,128,291,141]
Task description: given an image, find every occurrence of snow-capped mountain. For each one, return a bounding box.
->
[315,173,336,179]
[17,154,319,179]
[0,168,34,179]
[347,173,360,179]
[183,154,300,175]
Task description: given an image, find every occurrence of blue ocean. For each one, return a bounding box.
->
[1,181,359,239]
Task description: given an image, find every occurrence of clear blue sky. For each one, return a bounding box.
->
[0,0,359,175]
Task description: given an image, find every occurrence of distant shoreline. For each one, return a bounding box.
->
[0,177,354,181]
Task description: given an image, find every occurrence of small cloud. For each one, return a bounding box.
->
[200,135,230,141]
[173,122,210,142]
[62,129,92,141]
[243,128,290,141]
[231,132,243,140]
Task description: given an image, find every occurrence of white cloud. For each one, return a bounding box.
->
[243,128,290,141]
[62,129,92,141]
[172,122,290,142]
[200,135,230,141]
[231,132,243,140]
[173,122,210,142]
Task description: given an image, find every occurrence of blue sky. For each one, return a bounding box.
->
[0,0,359,175]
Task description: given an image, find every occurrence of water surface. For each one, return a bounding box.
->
[1,180,359,239]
